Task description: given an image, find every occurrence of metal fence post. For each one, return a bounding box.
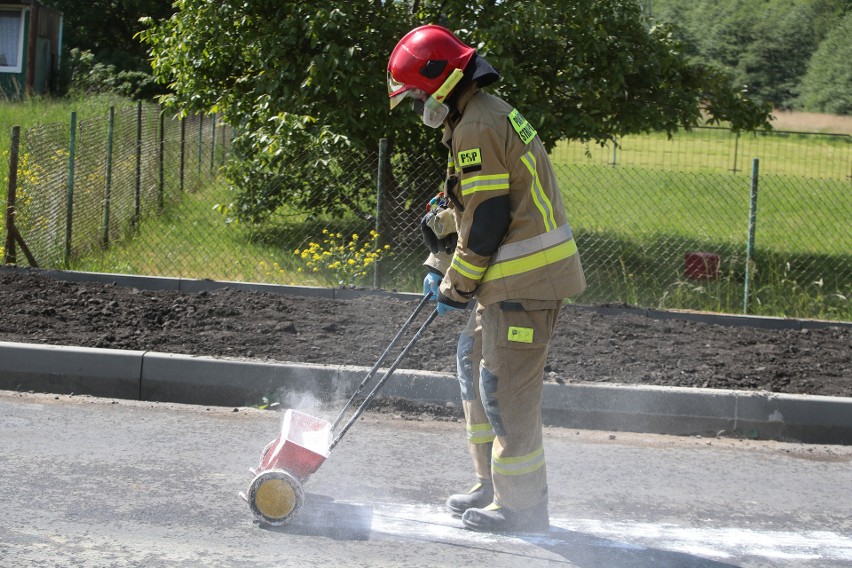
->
[221,123,228,167]
[102,106,115,248]
[731,131,740,173]
[374,138,388,289]
[158,106,165,211]
[133,101,142,228]
[180,116,186,192]
[4,126,20,265]
[743,158,760,314]
[64,112,77,269]
[210,114,216,172]
[197,114,203,177]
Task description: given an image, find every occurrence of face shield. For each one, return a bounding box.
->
[387,68,464,129]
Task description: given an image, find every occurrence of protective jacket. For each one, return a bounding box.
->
[436,87,586,307]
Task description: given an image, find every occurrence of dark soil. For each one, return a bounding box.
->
[1,269,849,398]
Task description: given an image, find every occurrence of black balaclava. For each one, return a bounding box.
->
[445,52,501,115]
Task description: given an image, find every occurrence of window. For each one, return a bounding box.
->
[0,8,25,73]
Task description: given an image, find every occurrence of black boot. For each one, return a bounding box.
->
[446,480,493,516]
[461,501,550,533]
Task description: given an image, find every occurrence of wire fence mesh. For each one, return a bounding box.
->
[4,102,851,321]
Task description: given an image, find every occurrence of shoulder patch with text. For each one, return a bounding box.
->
[457,148,482,168]
[508,109,537,145]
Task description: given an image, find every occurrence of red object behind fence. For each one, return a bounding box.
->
[684,252,721,280]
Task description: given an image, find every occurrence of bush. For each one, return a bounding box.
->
[67,48,164,101]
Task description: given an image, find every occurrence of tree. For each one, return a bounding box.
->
[798,10,852,115]
[637,0,851,112]
[735,0,819,109]
[139,0,771,222]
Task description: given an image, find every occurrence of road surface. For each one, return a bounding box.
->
[1,390,850,567]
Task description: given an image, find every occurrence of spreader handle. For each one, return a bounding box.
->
[330,293,433,432]
[329,308,438,451]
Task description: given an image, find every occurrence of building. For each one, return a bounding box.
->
[0,1,62,98]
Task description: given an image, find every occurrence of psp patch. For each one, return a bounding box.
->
[457,148,482,168]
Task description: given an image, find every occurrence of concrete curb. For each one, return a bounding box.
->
[2,267,850,444]
[1,341,850,445]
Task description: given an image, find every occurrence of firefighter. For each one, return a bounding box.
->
[387,24,586,533]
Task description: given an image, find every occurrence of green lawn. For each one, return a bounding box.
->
[552,127,850,180]
[4,98,850,320]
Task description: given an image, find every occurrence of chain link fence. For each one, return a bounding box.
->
[4,104,850,321]
[5,103,230,270]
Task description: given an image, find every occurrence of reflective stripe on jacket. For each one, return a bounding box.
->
[439,89,586,306]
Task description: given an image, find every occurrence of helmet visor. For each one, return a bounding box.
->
[388,71,429,110]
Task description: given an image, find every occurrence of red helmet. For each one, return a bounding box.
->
[387,25,475,110]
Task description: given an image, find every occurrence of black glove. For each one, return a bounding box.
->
[421,211,457,254]
[421,211,441,254]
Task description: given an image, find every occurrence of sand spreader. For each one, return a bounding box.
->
[240,294,438,526]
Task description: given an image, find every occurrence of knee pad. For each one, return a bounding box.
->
[456,333,475,400]
[480,366,506,437]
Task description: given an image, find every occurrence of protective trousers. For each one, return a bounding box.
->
[456,299,562,511]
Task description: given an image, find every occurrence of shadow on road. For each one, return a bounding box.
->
[522,527,740,567]
[258,493,373,541]
[257,495,740,567]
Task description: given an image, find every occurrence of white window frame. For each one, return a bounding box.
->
[0,6,26,74]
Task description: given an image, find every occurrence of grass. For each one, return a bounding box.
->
[559,163,850,320]
[1,94,132,237]
[70,180,407,290]
[5,97,850,320]
[551,126,850,180]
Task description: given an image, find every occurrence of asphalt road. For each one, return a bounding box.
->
[1,390,851,567]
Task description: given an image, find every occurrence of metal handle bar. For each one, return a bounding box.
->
[330,293,433,432]
[328,307,438,452]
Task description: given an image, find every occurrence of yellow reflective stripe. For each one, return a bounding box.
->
[492,224,574,264]
[460,173,510,196]
[482,239,578,283]
[452,255,487,280]
[447,151,455,170]
[492,446,545,476]
[467,423,496,444]
[520,152,557,231]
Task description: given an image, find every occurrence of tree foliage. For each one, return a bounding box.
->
[651,0,851,111]
[798,10,852,114]
[139,0,772,221]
